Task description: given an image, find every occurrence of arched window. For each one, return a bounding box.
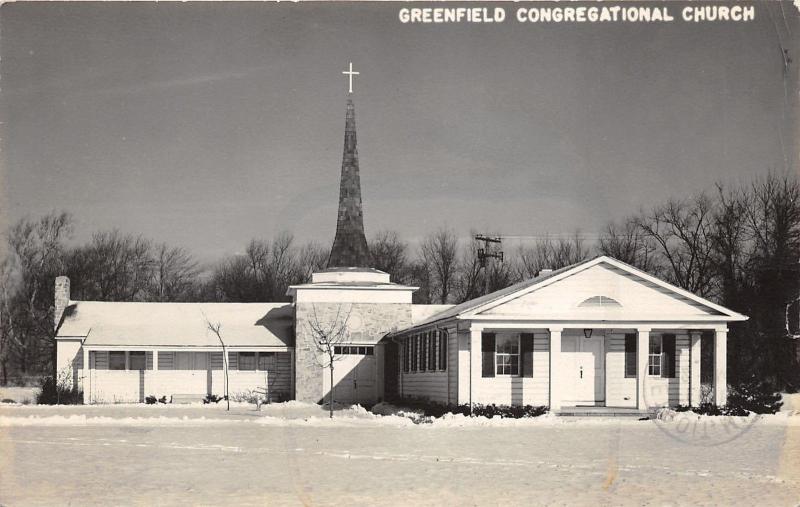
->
[578,296,622,307]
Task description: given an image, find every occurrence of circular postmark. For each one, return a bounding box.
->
[642,374,758,446]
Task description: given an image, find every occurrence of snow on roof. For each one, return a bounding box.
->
[395,255,747,334]
[411,304,455,325]
[57,301,294,348]
[404,260,588,331]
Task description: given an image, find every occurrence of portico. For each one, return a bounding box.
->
[392,256,747,411]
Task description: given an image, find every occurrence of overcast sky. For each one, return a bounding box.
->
[1,2,797,262]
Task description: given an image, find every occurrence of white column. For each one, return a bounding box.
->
[82,347,90,404]
[689,331,701,406]
[289,349,296,401]
[152,350,159,371]
[469,326,482,412]
[714,328,728,406]
[549,327,563,411]
[636,328,650,410]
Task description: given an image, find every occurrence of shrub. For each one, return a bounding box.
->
[35,375,83,405]
[728,376,783,414]
[674,378,782,416]
[145,395,158,405]
[159,396,167,404]
[395,398,548,419]
[203,394,223,404]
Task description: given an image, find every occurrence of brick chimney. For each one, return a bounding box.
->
[54,276,70,330]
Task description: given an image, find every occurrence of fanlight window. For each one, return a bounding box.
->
[578,296,622,307]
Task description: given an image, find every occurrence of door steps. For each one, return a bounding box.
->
[556,407,653,417]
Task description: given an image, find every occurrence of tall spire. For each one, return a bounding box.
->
[327,98,372,268]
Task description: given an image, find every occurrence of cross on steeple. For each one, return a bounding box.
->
[342,62,359,94]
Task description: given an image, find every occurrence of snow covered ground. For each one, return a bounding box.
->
[0,402,798,506]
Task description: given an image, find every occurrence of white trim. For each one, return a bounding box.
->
[81,345,292,353]
[456,321,729,331]
[461,256,748,321]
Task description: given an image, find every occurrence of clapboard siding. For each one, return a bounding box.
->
[158,351,174,370]
[470,332,550,406]
[85,350,292,403]
[605,333,637,407]
[606,331,691,408]
[397,328,456,405]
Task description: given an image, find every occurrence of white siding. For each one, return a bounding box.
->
[85,351,292,403]
[397,328,456,405]
[606,331,690,408]
[468,331,550,406]
[605,333,636,408]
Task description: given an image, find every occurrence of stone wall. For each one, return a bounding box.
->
[294,302,412,403]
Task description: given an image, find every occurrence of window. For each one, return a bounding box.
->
[257,352,275,371]
[238,352,256,371]
[648,336,662,376]
[109,351,126,370]
[333,346,374,355]
[403,339,410,372]
[496,334,520,376]
[624,334,637,378]
[579,296,622,307]
[419,333,428,371]
[438,331,447,371]
[129,351,146,370]
[428,332,436,371]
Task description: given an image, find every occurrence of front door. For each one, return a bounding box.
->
[561,333,605,405]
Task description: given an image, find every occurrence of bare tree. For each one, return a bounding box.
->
[636,194,716,297]
[68,230,153,301]
[295,241,329,283]
[369,230,410,283]
[598,217,657,272]
[305,304,351,418]
[148,243,200,301]
[420,227,459,303]
[4,212,72,376]
[202,311,230,411]
[515,232,591,280]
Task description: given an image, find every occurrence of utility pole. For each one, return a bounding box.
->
[475,235,503,296]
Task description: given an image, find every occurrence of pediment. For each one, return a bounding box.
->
[477,261,727,321]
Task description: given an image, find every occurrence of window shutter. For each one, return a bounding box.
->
[521,333,534,377]
[439,331,447,371]
[662,334,676,378]
[429,332,436,371]
[624,334,636,378]
[481,332,496,378]
[420,334,427,372]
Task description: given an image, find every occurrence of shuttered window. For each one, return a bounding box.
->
[496,334,520,376]
[403,339,410,373]
[624,334,637,378]
[438,331,447,371]
[428,332,436,371]
[521,333,534,377]
[419,334,428,371]
[662,334,676,379]
[648,336,662,376]
[481,333,496,377]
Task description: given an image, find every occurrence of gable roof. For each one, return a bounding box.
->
[397,256,747,333]
[57,301,294,348]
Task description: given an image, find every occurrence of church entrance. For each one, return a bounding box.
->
[326,345,377,406]
[560,332,605,406]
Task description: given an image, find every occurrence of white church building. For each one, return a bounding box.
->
[54,87,747,412]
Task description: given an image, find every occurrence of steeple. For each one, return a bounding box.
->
[327,98,372,268]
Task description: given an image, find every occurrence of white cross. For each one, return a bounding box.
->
[342,62,359,94]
